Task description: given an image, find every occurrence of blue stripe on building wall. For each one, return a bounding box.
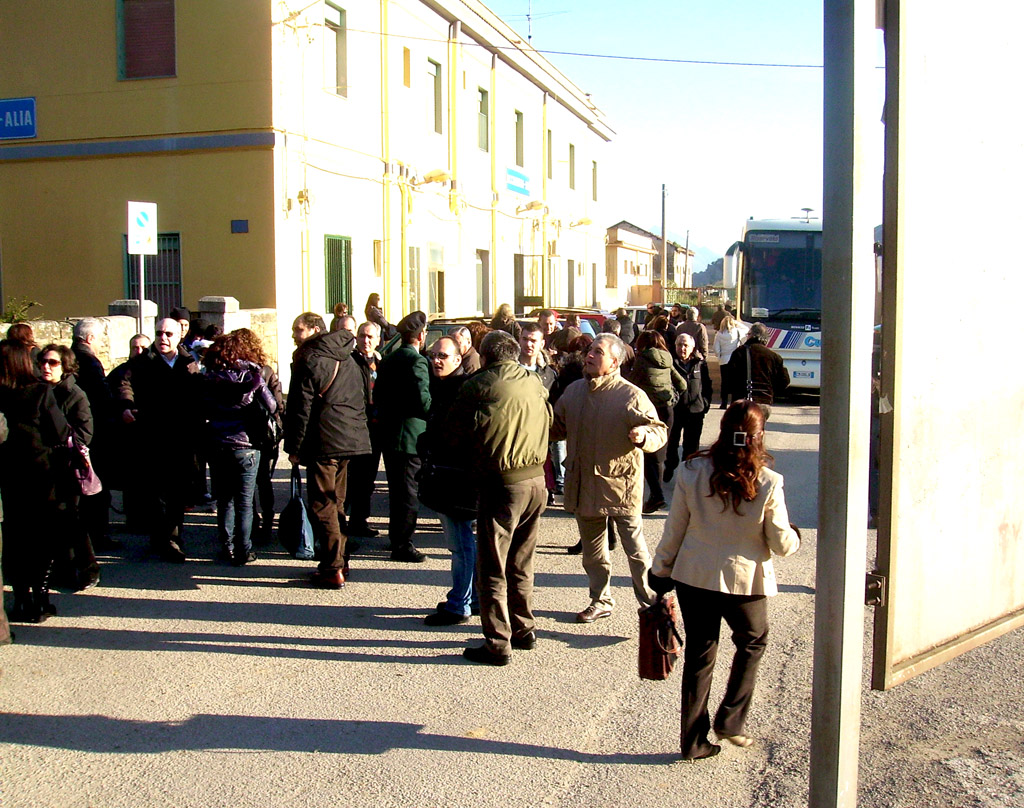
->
[0,131,276,161]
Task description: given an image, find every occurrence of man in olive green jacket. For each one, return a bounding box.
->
[374,311,431,562]
[552,333,667,624]
[445,330,551,665]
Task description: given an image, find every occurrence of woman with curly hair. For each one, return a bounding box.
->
[466,321,492,352]
[201,332,278,565]
[649,400,801,761]
[230,328,283,543]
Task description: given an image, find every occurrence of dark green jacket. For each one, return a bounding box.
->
[374,343,431,454]
[628,347,685,408]
[444,360,551,483]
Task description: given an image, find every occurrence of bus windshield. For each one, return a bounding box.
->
[741,230,822,327]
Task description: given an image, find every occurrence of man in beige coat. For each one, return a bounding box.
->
[551,333,667,623]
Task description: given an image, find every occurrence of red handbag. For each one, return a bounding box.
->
[638,592,682,681]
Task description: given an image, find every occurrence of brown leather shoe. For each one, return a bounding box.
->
[310,568,345,589]
[576,603,613,623]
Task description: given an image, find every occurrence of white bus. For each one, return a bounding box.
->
[723,218,822,389]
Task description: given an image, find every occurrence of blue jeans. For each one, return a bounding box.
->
[211,448,260,560]
[440,514,477,616]
[550,440,567,488]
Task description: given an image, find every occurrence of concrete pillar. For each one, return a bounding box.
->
[108,299,158,339]
[198,296,250,335]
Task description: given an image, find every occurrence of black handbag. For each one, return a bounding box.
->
[417,456,478,521]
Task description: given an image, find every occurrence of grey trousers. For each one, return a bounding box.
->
[476,475,547,655]
[575,513,656,609]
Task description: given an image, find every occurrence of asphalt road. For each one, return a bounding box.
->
[1,399,1021,808]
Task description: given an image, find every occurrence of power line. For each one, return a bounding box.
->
[346,27,825,69]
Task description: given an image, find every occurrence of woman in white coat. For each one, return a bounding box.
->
[712,314,744,409]
[650,399,800,761]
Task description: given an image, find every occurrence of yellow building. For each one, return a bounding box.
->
[0,1,611,368]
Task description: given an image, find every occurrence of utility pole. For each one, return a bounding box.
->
[684,229,691,288]
[660,183,667,291]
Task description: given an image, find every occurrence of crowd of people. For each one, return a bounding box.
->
[0,294,799,762]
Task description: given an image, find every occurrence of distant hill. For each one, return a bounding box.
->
[692,258,723,287]
[641,225,722,286]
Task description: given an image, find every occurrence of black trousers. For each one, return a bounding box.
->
[382,450,421,550]
[676,582,769,759]
[642,403,673,502]
[346,443,382,527]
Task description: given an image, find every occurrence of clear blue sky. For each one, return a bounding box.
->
[490,0,884,269]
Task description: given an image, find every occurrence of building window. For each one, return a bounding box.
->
[428,244,445,316]
[592,161,598,201]
[408,246,421,313]
[118,0,176,80]
[515,110,524,167]
[325,235,352,313]
[324,3,347,97]
[428,59,442,134]
[478,89,489,151]
[606,259,616,289]
[403,48,411,88]
[546,129,553,179]
[568,143,576,190]
[123,232,182,316]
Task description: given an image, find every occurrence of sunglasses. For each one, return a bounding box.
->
[155,330,176,337]
[43,358,62,367]
[428,352,455,360]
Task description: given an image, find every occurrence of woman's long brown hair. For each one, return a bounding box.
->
[692,399,772,514]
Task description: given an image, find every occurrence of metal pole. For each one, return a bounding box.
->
[810,0,874,805]
[137,252,145,335]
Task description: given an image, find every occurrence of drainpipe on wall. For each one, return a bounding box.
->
[449,21,460,217]
[542,93,549,308]
[490,52,498,312]
[381,0,393,314]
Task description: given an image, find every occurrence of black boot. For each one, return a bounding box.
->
[33,565,57,622]
[8,587,38,623]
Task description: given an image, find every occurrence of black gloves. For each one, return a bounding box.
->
[647,570,676,595]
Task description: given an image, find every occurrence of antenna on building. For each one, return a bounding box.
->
[794,207,819,223]
[528,0,532,44]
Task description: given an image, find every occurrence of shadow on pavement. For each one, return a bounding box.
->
[0,712,679,764]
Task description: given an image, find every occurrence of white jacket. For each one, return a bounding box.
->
[652,456,800,596]
[713,326,743,364]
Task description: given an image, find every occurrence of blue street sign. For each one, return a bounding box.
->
[506,167,530,196]
[0,97,37,140]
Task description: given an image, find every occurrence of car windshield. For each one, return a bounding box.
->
[741,230,822,326]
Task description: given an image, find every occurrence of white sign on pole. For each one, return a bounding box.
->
[127,201,158,255]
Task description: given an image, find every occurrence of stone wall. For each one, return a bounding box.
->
[7,298,279,373]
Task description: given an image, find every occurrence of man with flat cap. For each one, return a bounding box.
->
[374,310,431,562]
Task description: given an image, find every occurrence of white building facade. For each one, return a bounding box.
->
[271,0,613,324]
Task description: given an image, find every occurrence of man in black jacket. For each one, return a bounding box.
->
[420,336,476,626]
[118,318,201,562]
[725,323,790,417]
[374,312,431,563]
[72,317,117,555]
[285,312,370,589]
